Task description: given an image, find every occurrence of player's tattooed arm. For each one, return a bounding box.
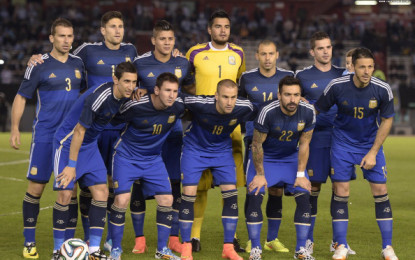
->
[249,129,268,195]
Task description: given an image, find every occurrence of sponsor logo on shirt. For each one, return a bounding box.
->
[147,72,155,77]
[49,73,56,78]
[251,86,258,91]
[311,83,318,88]
[97,60,105,65]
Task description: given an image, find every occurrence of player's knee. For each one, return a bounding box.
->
[311,182,322,190]
[114,193,130,209]
[294,193,311,224]
[370,183,388,196]
[333,182,350,196]
[91,185,109,201]
[246,194,264,223]
[57,190,73,205]
[156,194,173,207]
[27,181,46,197]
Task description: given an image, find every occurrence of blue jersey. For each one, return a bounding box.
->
[18,53,86,143]
[73,41,137,89]
[55,82,128,148]
[183,95,256,156]
[295,65,344,148]
[255,100,315,161]
[133,51,194,93]
[239,67,294,137]
[315,75,394,153]
[114,95,185,160]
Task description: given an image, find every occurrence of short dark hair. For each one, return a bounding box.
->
[208,9,231,27]
[257,39,277,52]
[309,31,330,49]
[51,18,73,35]
[114,62,136,79]
[352,47,374,65]
[153,20,174,37]
[346,48,356,58]
[156,72,179,88]
[101,11,123,27]
[278,76,301,93]
[217,79,238,93]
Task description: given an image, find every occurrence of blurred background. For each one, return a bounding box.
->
[0,0,414,134]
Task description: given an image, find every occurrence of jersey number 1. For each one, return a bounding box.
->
[218,65,222,78]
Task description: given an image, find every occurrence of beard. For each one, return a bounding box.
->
[212,38,228,46]
[282,102,298,113]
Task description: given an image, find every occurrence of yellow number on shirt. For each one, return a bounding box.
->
[65,78,71,91]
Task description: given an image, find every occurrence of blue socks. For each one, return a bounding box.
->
[88,200,107,251]
[130,182,146,237]
[266,194,282,242]
[246,194,264,249]
[375,194,393,248]
[222,189,239,244]
[331,194,349,247]
[179,194,196,243]
[109,204,126,250]
[294,193,311,251]
[53,202,69,251]
[79,188,91,242]
[308,189,320,242]
[157,205,173,251]
[65,197,78,240]
[23,192,40,244]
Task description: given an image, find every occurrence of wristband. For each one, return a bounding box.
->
[296,171,305,178]
[68,159,77,168]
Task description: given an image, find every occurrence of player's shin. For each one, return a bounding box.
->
[157,205,173,251]
[331,194,349,247]
[170,182,181,237]
[88,199,107,253]
[179,194,196,243]
[109,203,126,250]
[374,194,393,248]
[246,194,264,249]
[105,188,115,242]
[308,189,320,242]
[222,189,239,244]
[65,197,78,240]
[79,187,92,241]
[294,193,311,251]
[53,202,69,251]
[266,194,282,242]
[23,192,40,244]
[130,182,146,237]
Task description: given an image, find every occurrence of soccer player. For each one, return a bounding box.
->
[294,31,355,254]
[342,48,356,75]
[9,18,85,259]
[315,47,398,260]
[51,62,136,260]
[130,20,193,254]
[246,76,315,260]
[108,72,184,260]
[185,9,246,252]
[239,39,293,254]
[28,11,138,249]
[179,79,256,260]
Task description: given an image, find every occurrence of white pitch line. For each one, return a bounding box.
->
[0,176,24,182]
[0,148,30,155]
[0,159,29,167]
[0,206,53,217]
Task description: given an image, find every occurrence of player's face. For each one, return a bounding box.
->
[152,30,175,56]
[154,81,179,108]
[101,18,124,46]
[50,26,74,54]
[113,72,137,99]
[208,18,230,45]
[215,86,238,114]
[256,43,279,72]
[346,56,353,73]
[278,84,301,114]
[352,58,374,87]
[310,38,332,66]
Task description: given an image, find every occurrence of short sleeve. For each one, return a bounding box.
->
[379,86,394,118]
[78,93,96,129]
[253,106,271,134]
[17,65,41,99]
[315,82,336,113]
[303,108,316,132]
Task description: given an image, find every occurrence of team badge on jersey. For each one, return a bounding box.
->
[228,56,236,65]
[75,69,81,79]
[229,119,238,126]
[369,99,378,109]
[175,68,182,78]
[168,114,176,123]
[297,121,305,131]
[30,166,38,175]
[125,56,131,62]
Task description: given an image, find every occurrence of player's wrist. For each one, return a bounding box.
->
[296,171,305,178]
[68,159,77,168]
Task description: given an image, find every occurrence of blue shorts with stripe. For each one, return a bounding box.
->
[26,142,54,183]
[97,129,121,176]
[246,152,309,195]
[112,153,172,197]
[330,147,387,183]
[181,149,236,187]
[53,141,107,191]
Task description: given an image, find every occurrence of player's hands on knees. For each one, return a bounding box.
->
[294,177,311,193]
[249,175,267,195]
[9,130,21,149]
[132,88,147,101]
[57,166,76,189]
[360,150,377,170]
[27,54,43,66]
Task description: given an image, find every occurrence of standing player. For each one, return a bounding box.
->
[294,31,355,254]
[108,73,184,260]
[315,48,398,260]
[130,20,193,254]
[239,39,293,254]
[246,76,315,260]
[185,9,246,252]
[51,62,137,259]
[9,18,85,259]
[179,80,256,260]
[27,11,138,249]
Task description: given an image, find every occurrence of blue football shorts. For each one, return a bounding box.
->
[161,119,183,182]
[97,129,121,176]
[26,142,54,183]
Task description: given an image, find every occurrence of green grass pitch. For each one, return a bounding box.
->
[0,132,413,259]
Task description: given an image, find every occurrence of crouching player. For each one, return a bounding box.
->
[52,62,137,259]
[246,76,316,260]
[108,73,185,260]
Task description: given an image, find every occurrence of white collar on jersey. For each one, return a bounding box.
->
[209,42,228,51]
